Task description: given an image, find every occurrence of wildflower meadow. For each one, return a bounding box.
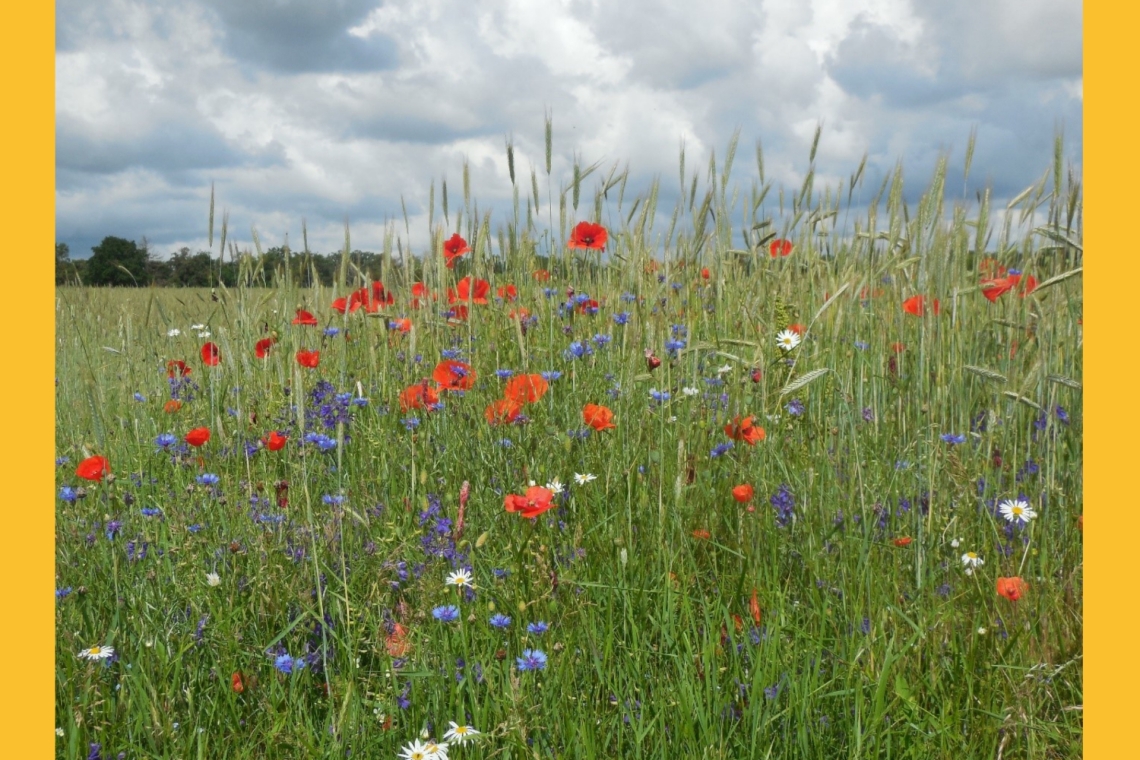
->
[55,127,1083,758]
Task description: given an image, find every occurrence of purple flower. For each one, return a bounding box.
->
[274,653,302,674]
[490,613,511,629]
[526,621,549,635]
[785,398,805,416]
[516,649,547,671]
[432,605,460,623]
[940,433,966,445]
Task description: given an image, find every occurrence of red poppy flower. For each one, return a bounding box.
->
[76,455,111,482]
[769,238,793,257]
[390,318,412,333]
[996,576,1028,602]
[443,233,470,268]
[497,284,519,302]
[891,342,906,354]
[732,484,754,503]
[858,286,885,300]
[448,276,490,305]
[231,671,245,694]
[263,431,288,451]
[701,267,710,280]
[533,269,551,281]
[902,295,940,317]
[447,305,469,323]
[577,298,600,315]
[892,537,913,547]
[485,398,523,426]
[296,349,320,369]
[583,403,616,431]
[788,323,805,336]
[749,588,762,625]
[185,427,211,447]
[750,368,763,383]
[433,360,476,391]
[724,415,765,445]
[504,374,549,404]
[411,282,435,309]
[255,337,276,359]
[369,281,395,309]
[385,623,411,657]
[691,529,711,540]
[978,258,1007,278]
[399,381,440,413]
[1012,273,1038,297]
[504,485,556,519]
[292,309,318,326]
[164,399,183,414]
[508,307,531,323]
[567,221,608,250]
[980,277,1016,302]
[201,342,221,366]
[166,360,191,378]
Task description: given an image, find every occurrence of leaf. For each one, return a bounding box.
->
[963,365,1008,383]
[780,367,830,396]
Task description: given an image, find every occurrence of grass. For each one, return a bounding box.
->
[55,133,1082,759]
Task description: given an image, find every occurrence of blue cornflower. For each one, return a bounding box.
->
[786,398,805,416]
[497,438,514,448]
[323,327,340,337]
[56,587,72,599]
[401,417,420,431]
[432,605,460,623]
[196,473,220,486]
[188,523,203,533]
[60,486,78,503]
[859,617,871,635]
[133,392,146,402]
[526,621,549,635]
[441,348,463,360]
[543,287,557,298]
[764,682,781,700]
[854,341,869,350]
[649,388,670,403]
[274,653,303,674]
[941,433,967,445]
[613,311,631,325]
[322,494,345,506]
[593,333,612,348]
[862,407,875,422]
[56,457,69,466]
[155,433,177,448]
[565,341,593,360]
[105,520,122,540]
[621,292,637,302]
[352,397,369,407]
[496,369,514,380]
[665,338,686,355]
[540,371,562,382]
[710,442,735,459]
[489,613,512,629]
[516,649,547,671]
[492,568,510,579]
[1055,405,1070,424]
[140,508,162,517]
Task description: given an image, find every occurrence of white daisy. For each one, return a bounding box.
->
[998,498,1037,524]
[399,739,431,760]
[78,644,114,661]
[776,330,801,351]
[545,478,565,495]
[574,472,597,486]
[190,323,206,331]
[950,538,961,548]
[55,728,64,737]
[166,328,181,337]
[716,363,734,375]
[206,572,221,587]
[443,722,480,744]
[445,569,475,589]
[424,741,450,759]
[960,552,984,569]
[197,331,212,339]
[681,386,699,397]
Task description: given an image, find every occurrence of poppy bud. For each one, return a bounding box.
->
[229,540,242,554]
[495,649,507,661]
[750,368,762,383]
[232,671,245,693]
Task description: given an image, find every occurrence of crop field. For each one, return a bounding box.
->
[54,137,1083,759]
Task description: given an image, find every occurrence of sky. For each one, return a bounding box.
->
[55,0,1082,259]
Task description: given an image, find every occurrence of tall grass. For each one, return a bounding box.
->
[55,130,1082,759]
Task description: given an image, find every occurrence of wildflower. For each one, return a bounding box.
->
[433,360,476,391]
[489,613,511,629]
[565,340,594,359]
[497,284,518,301]
[533,269,551,281]
[446,569,475,589]
[567,221,607,250]
[296,349,320,369]
[691,529,711,540]
[200,342,221,366]
[546,478,565,494]
[274,653,302,674]
[164,399,183,414]
[724,415,765,445]
[424,741,450,759]
[649,388,670,403]
[710,441,735,458]
[141,507,162,517]
[516,649,548,671]
[292,309,318,326]
[448,276,491,305]
[749,588,762,625]
[77,645,114,661]
[540,370,562,382]
[681,386,699,397]
[185,427,211,447]
[998,498,1037,524]
[400,382,441,413]
[504,374,549,404]
[443,723,480,745]
[527,621,549,635]
[443,233,470,268]
[902,295,940,317]
[398,739,433,760]
[578,298,601,315]
[892,537,913,547]
[613,311,631,325]
[206,572,221,587]
[263,431,287,451]
[573,472,597,486]
[432,605,460,623]
[732,484,754,503]
[996,576,1028,602]
[961,552,983,568]
[583,403,616,431]
[485,398,522,426]
[785,398,805,416]
[167,328,181,337]
[59,486,77,502]
[1055,405,1070,424]
[76,456,111,482]
[776,330,801,351]
[504,486,556,519]
[769,238,793,257]
[854,340,869,350]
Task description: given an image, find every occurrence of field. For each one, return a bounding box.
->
[55,139,1083,759]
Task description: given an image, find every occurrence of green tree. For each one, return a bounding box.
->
[86,236,149,286]
[55,242,72,285]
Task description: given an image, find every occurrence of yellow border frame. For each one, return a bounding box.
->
[10,2,1106,757]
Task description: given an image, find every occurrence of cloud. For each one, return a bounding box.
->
[55,0,1082,259]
